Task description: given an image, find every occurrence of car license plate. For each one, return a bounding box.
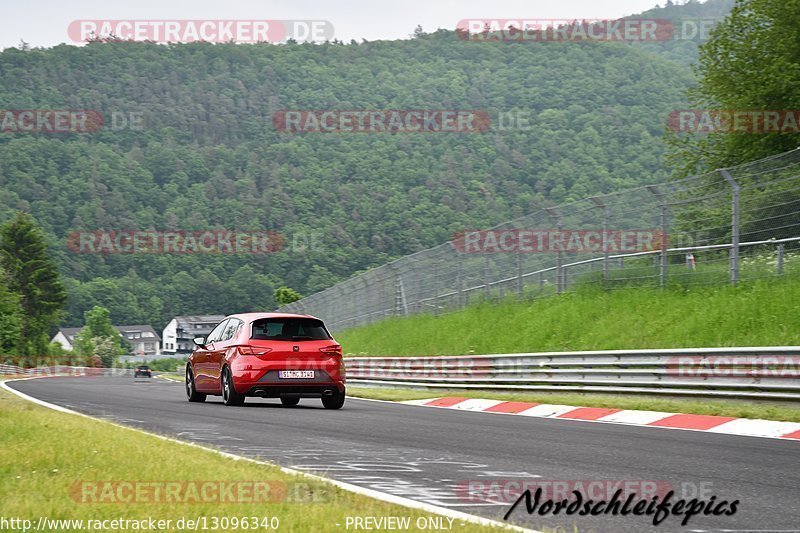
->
[279,370,315,379]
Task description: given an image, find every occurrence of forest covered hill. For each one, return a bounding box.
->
[0,0,733,328]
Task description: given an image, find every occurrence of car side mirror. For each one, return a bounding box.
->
[193,336,207,347]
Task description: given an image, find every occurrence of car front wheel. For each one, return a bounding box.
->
[186,366,206,403]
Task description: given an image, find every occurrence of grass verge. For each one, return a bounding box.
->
[337,274,800,356]
[348,387,800,422]
[0,381,504,532]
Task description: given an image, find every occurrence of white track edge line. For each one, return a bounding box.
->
[0,377,535,533]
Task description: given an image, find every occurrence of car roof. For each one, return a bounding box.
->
[225,312,322,322]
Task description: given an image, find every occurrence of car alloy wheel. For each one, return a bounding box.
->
[186,366,206,403]
[222,367,244,406]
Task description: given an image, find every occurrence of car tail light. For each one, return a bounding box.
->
[319,344,342,356]
[238,346,272,356]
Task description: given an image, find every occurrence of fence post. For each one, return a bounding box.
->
[396,277,407,316]
[720,169,740,285]
[516,252,523,300]
[456,257,463,308]
[591,197,610,283]
[647,185,669,288]
[546,207,564,294]
[433,259,440,316]
[483,254,491,299]
[777,244,785,275]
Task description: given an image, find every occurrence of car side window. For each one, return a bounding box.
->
[220,318,241,342]
[206,319,229,344]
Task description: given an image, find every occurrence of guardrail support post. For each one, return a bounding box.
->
[720,169,740,285]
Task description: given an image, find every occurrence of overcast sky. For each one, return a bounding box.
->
[3,0,670,50]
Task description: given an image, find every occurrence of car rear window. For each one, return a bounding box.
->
[250,318,331,340]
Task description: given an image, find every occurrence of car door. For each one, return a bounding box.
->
[195,319,229,392]
[207,318,241,390]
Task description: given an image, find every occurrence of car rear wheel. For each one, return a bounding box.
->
[321,388,345,410]
[222,367,245,406]
[280,396,300,407]
[186,366,206,403]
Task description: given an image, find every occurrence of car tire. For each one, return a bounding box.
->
[321,388,345,410]
[186,366,206,403]
[222,367,245,406]
[280,396,300,407]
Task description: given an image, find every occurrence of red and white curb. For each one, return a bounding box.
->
[402,397,800,441]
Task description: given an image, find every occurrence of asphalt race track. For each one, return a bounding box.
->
[8,376,800,533]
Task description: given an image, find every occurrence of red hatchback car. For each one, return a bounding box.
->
[185,313,345,408]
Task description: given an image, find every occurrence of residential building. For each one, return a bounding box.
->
[117,325,161,356]
[161,315,225,356]
[50,327,84,352]
[50,325,161,356]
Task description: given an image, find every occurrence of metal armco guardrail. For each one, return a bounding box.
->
[344,347,800,400]
[0,365,134,377]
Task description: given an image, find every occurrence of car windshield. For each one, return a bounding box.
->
[250,318,330,341]
[137,366,149,370]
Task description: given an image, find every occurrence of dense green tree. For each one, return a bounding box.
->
[667,0,800,242]
[0,1,733,328]
[274,287,302,306]
[0,212,66,356]
[0,266,23,355]
[73,305,126,365]
[89,337,120,368]
[669,0,800,173]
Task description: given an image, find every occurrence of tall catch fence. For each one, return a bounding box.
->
[281,148,800,331]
